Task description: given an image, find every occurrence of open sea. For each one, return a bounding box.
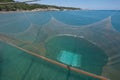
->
[0,10,120,80]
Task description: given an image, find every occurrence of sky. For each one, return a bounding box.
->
[14,0,120,10]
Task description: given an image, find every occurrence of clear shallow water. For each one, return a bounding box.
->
[0,10,120,80]
[0,42,99,80]
[45,35,108,75]
[57,50,82,67]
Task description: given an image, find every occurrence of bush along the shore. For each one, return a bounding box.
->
[0,0,14,2]
[0,2,81,11]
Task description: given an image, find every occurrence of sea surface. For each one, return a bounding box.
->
[0,10,120,80]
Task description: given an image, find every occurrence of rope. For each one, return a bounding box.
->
[0,34,109,80]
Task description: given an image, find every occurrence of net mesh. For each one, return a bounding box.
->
[0,10,120,80]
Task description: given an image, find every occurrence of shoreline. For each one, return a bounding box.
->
[0,9,58,14]
[0,2,81,14]
[0,8,81,14]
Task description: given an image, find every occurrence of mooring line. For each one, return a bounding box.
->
[3,41,109,80]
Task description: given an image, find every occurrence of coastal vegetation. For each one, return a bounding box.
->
[0,0,81,11]
[0,0,14,2]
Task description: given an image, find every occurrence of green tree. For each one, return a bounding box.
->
[0,0,14,2]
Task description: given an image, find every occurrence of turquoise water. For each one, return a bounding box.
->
[57,50,82,67]
[45,35,108,75]
[0,10,120,80]
[0,42,99,80]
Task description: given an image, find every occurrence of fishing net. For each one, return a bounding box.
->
[0,10,120,80]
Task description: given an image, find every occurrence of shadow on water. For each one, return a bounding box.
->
[0,42,4,79]
[66,66,71,80]
[22,59,33,80]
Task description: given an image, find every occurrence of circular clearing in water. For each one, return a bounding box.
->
[45,35,108,75]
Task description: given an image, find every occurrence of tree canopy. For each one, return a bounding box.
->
[0,0,14,2]
[0,0,81,11]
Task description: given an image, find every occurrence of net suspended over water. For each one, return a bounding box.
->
[0,11,120,80]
